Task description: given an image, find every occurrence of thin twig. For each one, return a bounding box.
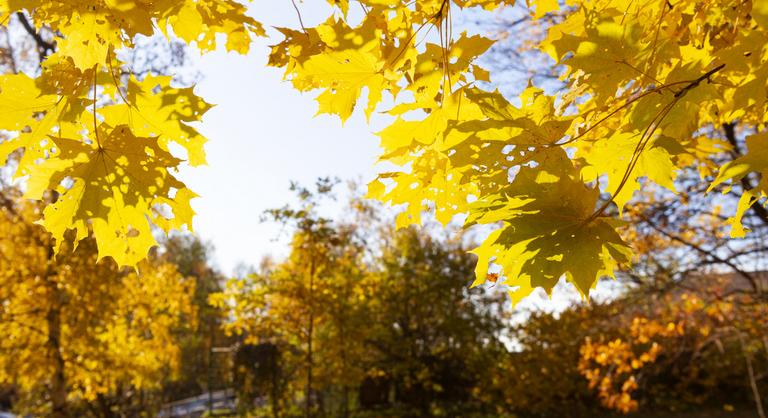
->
[291,0,307,33]
[741,332,767,418]
[633,209,759,292]
[15,12,55,62]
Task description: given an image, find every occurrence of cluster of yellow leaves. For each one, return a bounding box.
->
[579,278,768,413]
[1,0,263,68]
[272,0,768,301]
[3,0,767,302]
[0,0,263,266]
[546,0,768,237]
[0,192,195,409]
[579,317,684,413]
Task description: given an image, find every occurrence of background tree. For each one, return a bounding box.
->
[213,183,509,417]
[157,234,232,406]
[577,275,768,416]
[0,188,196,417]
[494,306,610,418]
[361,226,507,417]
[213,178,367,417]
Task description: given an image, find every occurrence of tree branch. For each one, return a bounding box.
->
[635,210,760,293]
[15,12,55,62]
[723,122,768,227]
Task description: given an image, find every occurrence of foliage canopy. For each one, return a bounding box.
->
[0,0,767,301]
[0,189,195,416]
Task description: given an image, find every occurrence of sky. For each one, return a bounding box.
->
[179,1,388,273]
[180,1,517,274]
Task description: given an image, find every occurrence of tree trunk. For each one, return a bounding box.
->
[741,333,766,418]
[47,297,67,418]
[341,386,349,418]
[44,236,67,418]
[305,253,316,418]
[340,316,349,418]
[207,319,215,415]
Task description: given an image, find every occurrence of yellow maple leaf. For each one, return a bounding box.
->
[295,49,387,121]
[0,73,81,178]
[547,19,644,107]
[26,125,194,267]
[0,73,60,131]
[579,131,677,213]
[163,0,265,53]
[55,11,122,70]
[469,149,631,301]
[709,133,768,237]
[99,75,212,166]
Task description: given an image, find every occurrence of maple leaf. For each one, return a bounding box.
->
[99,75,212,166]
[628,61,723,139]
[469,150,631,302]
[709,133,768,237]
[0,73,83,179]
[162,0,265,53]
[379,89,483,152]
[54,10,123,70]
[25,125,194,267]
[579,131,678,213]
[294,49,387,121]
[547,19,644,106]
[406,33,494,104]
[0,74,59,131]
[454,87,573,151]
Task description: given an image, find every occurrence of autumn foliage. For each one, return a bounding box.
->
[0,189,196,416]
[0,0,764,303]
[0,0,768,416]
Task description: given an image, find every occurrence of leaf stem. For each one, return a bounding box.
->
[93,65,102,149]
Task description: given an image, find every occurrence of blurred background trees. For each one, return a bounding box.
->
[0,175,766,417]
[208,181,768,418]
[212,182,509,417]
[0,187,196,417]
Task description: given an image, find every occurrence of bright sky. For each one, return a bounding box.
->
[180,1,389,273]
